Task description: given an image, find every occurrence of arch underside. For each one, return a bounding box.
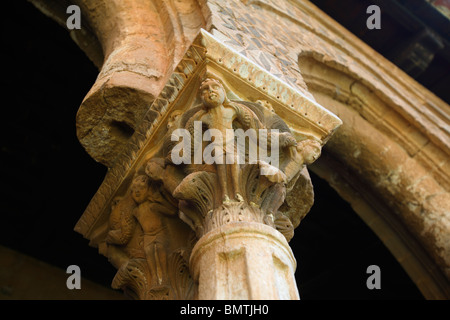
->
[300,55,450,299]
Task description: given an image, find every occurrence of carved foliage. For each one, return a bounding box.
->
[161,78,321,239]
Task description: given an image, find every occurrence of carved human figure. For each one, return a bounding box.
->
[103,170,195,299]
[129,174,178,287]
[185,78,266,203]
[283,138,322,182]
[105,174,177,288]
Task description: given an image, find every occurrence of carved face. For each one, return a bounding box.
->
[200,79,226,108]
[131,175,150,203]
[301,140,322,165]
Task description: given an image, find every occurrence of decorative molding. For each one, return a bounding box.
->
[209,0,449,155]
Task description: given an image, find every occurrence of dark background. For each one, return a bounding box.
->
[311,0,450,104]
[2,0,447,299]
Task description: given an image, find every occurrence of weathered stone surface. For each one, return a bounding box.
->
[32,0,212,167]
[190,221,299,299]
[75,0,212,167]
[74,29,341,299]
[30,0,450,299]
[207,0,450,297]
[309,91,450,298]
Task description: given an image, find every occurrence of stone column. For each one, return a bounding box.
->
[74,30,341,300]
[190,221,298,299]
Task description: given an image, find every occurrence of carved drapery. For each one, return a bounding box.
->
[75,29,341,300]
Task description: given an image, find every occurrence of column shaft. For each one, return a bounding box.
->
[190,221,299,300]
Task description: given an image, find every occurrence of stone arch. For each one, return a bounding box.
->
[298,52,450,299]
[29,0,212,167]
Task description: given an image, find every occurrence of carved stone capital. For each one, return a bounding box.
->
[75,29,341,299]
